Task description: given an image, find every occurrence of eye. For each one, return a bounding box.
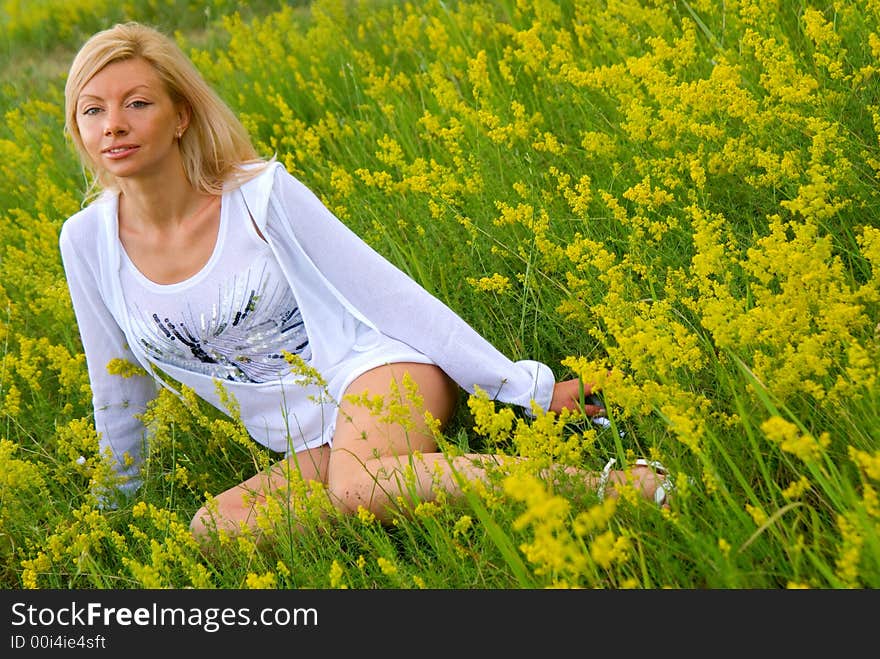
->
[81,107,102,116]
[129,100,151,109]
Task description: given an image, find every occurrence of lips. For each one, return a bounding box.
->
[102,144,139,159]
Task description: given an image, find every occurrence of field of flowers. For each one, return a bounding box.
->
[0,0,878,589]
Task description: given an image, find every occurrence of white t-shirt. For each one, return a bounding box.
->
[119,191,311,383]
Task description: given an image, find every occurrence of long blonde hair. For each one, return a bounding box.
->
[64,22,269,200]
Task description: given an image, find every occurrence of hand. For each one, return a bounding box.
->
[549,378,605,416]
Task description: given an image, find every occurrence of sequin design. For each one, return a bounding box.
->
[127,255,311,383]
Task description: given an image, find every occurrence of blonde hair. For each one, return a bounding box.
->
[64,22,269,199]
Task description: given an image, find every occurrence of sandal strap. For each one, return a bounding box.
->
[597,457,617,501]
[654,483,669,506]
[632,458,668,474]
[598,458,676,506]
[633,458,676,497]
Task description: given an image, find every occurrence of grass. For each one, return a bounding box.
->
[0,0,878,590]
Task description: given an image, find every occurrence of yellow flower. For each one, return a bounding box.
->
[453,515,473,539]
[329,560,348,589]
[746,503,768,527]
[848,447,880,482]
[377,556,397,576]
[835,513,863,587]
[468,386,517,446]
[589,531,631,570]
[781,476,812,501]
[245,572,278,589]
[761,416,830,462]
[466,273,512,295]
[356,505,377,525]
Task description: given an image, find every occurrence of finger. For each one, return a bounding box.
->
[575,401,604,417]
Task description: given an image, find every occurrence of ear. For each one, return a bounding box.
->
[175,102,192,136]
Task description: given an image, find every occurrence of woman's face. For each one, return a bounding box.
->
[75,57,189,182]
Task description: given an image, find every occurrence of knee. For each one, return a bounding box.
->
[188,506,216,550]
[326,459,377,517]
[189,504,219,541]
[188,493,253,541]
[326,455,417,523]
[326,469,360,516]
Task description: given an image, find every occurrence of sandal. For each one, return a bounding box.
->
[597,458,674,506]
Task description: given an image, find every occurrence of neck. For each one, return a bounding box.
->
[117,171,213,232]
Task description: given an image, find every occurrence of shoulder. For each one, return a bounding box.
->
[236,159,298,225]
[233,158,286,192]
[59,192,115,250]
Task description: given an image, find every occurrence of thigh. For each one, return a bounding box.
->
[330,361,459,465]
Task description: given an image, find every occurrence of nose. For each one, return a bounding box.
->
[103,110,128,137]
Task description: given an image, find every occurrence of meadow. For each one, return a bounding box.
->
[0,0,878,589]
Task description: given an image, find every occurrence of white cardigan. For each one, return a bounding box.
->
[59,162,555,495]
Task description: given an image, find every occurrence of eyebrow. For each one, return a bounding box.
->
[77,84,153,103]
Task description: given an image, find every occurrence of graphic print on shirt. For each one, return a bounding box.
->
[128,257,311,383]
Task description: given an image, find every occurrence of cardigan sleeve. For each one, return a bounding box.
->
[267,166,556,413]
[59,218,158,499]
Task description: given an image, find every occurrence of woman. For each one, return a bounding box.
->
[59,22,670,544]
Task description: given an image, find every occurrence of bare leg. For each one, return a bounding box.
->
[325,362,464,522]
[189,444,331,543]
[325,362,669,522]
[190,362,670,541]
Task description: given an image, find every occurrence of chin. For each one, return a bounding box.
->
[103,164,143,180]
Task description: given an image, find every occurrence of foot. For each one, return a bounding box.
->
[597,458,672,507]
